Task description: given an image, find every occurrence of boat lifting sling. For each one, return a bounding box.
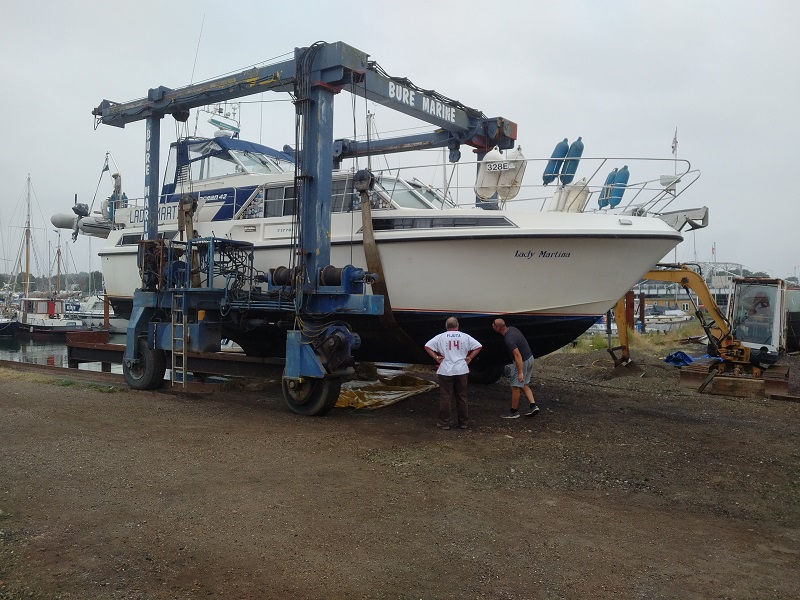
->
[357,184,428,363]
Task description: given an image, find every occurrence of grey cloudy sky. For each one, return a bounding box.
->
[1,0,798,279]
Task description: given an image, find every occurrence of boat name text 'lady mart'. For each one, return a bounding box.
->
[515,250,571,259]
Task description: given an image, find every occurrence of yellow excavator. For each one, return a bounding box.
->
[608,264,798,397]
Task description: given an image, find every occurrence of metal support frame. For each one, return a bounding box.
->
[96,41,517,386]
[299,83,335,290]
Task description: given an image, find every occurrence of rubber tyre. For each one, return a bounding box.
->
[468,362,504,385]
[281,376,342,416]
[123,338,167,390]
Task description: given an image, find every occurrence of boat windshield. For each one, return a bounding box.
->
[229,150,285,175]
[408,180,455,208]
[375,177,435,209]
[165,140,286,184]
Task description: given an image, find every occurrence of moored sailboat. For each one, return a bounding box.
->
[15,175,88,337]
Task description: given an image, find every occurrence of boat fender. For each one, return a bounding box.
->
[598,168,618,208]
[608,165,629,208]
[473,147,504,200]
[559,137,584,185]
[563,178,590,212]
[547,188,566,212]
[50,213,77,229]
[496,146,527,201]
[542,138,569,185]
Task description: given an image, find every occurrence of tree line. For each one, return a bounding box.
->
[0,271,105,295]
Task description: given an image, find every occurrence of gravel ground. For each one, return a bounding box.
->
[0,349,799,599]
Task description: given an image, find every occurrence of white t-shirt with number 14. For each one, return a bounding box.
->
[425,331,482,376]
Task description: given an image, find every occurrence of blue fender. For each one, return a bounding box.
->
[542,138,569,185]
[609,165,629,208]
[598,168,617,208]
[559,137,584,185]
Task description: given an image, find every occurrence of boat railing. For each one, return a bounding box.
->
[367,154,698,215]
[107,155,698,225]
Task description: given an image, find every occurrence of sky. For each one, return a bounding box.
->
[1,0,798,280]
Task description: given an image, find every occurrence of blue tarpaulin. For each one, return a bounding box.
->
[663,351,723,367]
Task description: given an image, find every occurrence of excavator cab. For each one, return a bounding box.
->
[729,279,786,366]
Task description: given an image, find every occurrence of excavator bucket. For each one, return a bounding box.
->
[607,346,644,377]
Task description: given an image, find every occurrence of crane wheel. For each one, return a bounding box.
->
[123,338,167,390]
[281,376,342,416]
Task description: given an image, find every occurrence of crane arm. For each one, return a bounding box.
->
[94,42,516,158]
[93,42,515,149]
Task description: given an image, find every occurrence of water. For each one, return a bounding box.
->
[0,335,124,373]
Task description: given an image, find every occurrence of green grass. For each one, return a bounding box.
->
[562,322,706,355]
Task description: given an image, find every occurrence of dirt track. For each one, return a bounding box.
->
[1,350,799,599]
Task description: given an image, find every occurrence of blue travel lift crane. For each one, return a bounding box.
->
[92,41,517,415]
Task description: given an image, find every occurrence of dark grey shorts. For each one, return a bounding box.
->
[509,356,534,388]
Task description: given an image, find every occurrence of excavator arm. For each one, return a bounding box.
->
[612,264,751,367]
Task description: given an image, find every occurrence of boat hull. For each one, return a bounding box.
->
[100,210,681,366]
[64,295,128,333]
[80,315,129,334]
[17,297,90,338]
[0,320,19,338]
[16,323,89,338]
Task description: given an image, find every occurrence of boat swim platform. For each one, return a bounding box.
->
[66,330,286,379]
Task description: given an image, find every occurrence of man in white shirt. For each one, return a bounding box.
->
[424,317,482,430]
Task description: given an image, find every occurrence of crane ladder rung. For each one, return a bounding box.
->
[171,293,187,387]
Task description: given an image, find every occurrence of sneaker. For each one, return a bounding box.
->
[458,424,468,430]
[500,410,520,419]
[437,422,451,430]
[525,405,540,417]
[441,425,450,430]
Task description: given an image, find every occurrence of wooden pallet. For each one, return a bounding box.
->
[678,358,797,399]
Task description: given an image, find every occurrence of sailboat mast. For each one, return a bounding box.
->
[55,233,62,294]
[24,174,31,298]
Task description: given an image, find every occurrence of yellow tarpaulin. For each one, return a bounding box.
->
[336,373,438,410]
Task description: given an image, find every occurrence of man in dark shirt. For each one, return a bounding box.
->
[492,318,539,419]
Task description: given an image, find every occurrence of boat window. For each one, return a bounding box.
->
[331,178,359,213]
[242,188,266,219]
[279,187,296,216]
[165,150,178,187]
[119,234,141,246]
[265,187,288,218]
[369,216,515,231]
[192,152,241,180]
[117,231,179,246]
